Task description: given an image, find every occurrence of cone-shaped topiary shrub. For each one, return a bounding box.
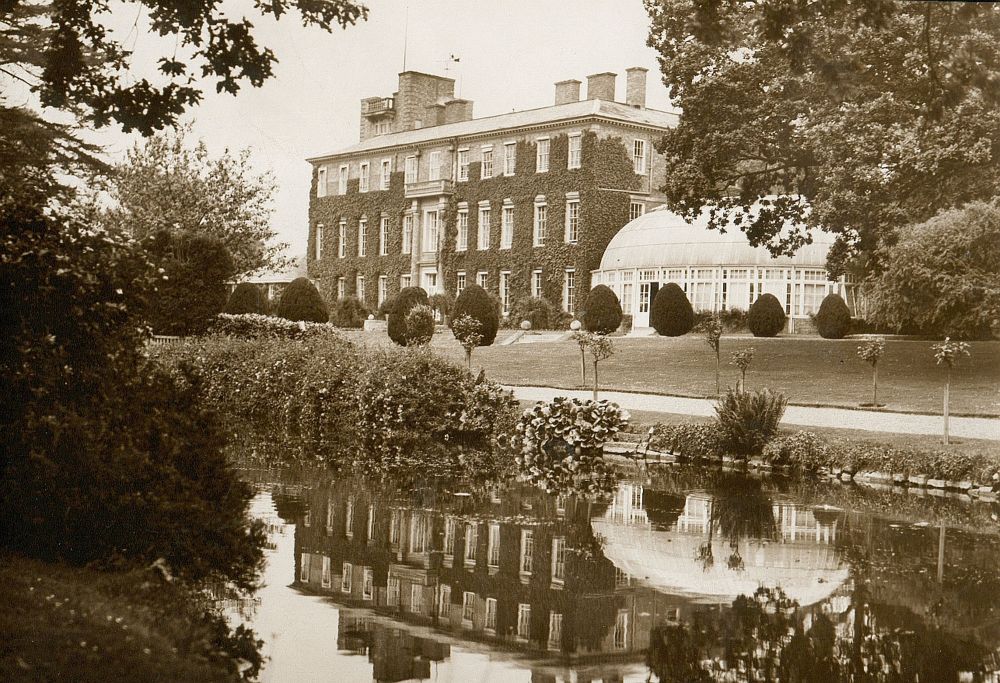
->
[452,284,499,346]
[814,293,852,339]
[747,293,786,337]
[650,282,694,336]
[224,282,265,315]
[277,277,329,323]
[582,285,623,334]
[388,286,429,345]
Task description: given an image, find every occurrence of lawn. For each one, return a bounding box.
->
[0,556,254,682]
[345,329,1000,417]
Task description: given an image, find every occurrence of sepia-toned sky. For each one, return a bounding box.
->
[88,0,675,264]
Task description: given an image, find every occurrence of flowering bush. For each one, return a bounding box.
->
[209,313,342,340]
[515,397,629,494]
[649,423,724,458]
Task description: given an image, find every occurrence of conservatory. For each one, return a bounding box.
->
[591,206,858,331]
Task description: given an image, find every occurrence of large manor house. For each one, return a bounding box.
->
[307,68,856,330]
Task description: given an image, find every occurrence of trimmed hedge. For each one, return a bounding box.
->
[747,293,786,337]
[814,293,852,339]
[452,284,499,346]
[581,285,623,334]
[224,283,265,315]
[650,282,695,336]
[388,286,429,346]
[277,277,329,323]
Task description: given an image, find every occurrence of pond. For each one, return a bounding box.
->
[233,462,1000,682]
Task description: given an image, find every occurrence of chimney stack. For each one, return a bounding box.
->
[554,79,581,105]
[444,99,474,124]
[586,72,616,101]
[625,67,648,108]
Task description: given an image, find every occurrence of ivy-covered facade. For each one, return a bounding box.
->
[306,72,677,317]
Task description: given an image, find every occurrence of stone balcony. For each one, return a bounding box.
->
[361,97,395,119]
[404,179,455,199]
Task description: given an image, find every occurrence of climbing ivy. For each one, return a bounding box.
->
[308,131,640,313]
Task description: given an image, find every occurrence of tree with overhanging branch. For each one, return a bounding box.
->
[1,0,369,135]
[644,0,1000,278]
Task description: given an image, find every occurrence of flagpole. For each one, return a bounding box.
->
[402,0,409,71]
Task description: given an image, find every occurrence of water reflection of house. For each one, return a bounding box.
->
[596,484,849,607]
[291,478,1000,682]
[293,478,687,679]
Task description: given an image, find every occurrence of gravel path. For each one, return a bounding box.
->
[505,385,1000,441]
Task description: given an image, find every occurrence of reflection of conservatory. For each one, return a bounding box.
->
[590,206,859,330]
[594,485,849,606]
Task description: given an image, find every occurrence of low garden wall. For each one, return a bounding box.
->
[628,423,1000,501]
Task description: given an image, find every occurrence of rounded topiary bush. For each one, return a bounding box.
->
[405,304,435,346]
[276,277,328,323]
[452,284,499,346]
[747,293,786,337]
[582,285,623,334]
[224,282,265,315]
[388,286,429,346]
[650,283,694,336]
[814,293,852,339]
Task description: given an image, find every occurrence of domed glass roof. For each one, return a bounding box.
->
[599,205,836,272]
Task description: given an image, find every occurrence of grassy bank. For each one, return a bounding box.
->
[345,330,1000,416]
[603,405,1000,460]
[0,556,257,682]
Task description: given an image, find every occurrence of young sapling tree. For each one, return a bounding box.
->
[932,337,971,445]
[857,336,886,407]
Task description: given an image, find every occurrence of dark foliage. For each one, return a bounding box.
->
[143,231,235,336]
[509,296,559,330]
[333,295,368,328]
[0,208,264,590]
[650,282,695,336]
[277,277,329,323]
[2,0,368,135]
[404,304,435,346]
[452,284,499,345]
[388,286,429,346]
[581,285,623,334]
[814,293,852,339]
[225,282,266,315]
[747,294,787,337]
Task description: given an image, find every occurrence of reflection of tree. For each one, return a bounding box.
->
[698,473,779,572]
[647,622,712,683]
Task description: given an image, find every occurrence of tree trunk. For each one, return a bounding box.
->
[740,369,747,393]
[593,360,599,401]
[943,370,951,445]
[715,351,720,396]
[465,347,472,371]
[872,362,878,407]
[580,347,587,385]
